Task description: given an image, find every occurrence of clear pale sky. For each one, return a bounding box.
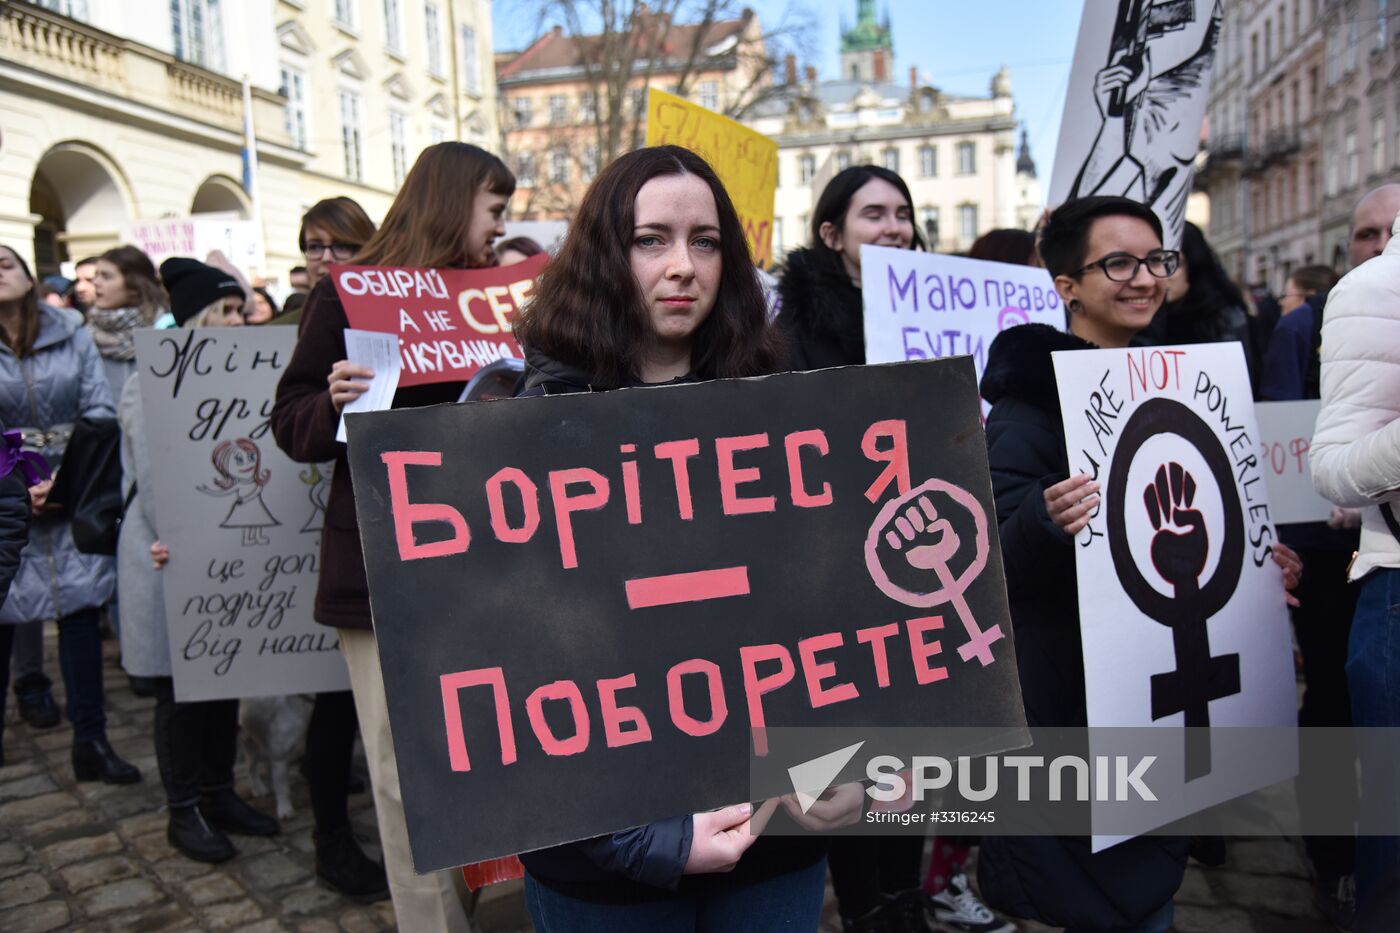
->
[492,1,1082,188]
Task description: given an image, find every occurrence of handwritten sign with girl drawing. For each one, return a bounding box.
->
[135,328,348,701]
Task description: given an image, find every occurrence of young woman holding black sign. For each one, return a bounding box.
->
[773,165,924,372]
[271,143,512,933]
[512,144,860,931]
[975,197,1302,933]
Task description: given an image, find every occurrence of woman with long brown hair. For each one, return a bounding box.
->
[271,142,512,932]
[0,244,137,783]
[88,245,167,398]
[513,145,853,932]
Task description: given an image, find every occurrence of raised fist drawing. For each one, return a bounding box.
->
[1144,462,1207,592]
[882,493,960,571]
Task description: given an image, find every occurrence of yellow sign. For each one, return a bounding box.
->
[645,87,779,269]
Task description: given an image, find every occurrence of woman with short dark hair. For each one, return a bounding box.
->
[976,197,1300,932]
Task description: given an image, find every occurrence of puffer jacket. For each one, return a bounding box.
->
[0,304,116,623]
[1311,212,1400,582]
[773,247,865,369]
[975,323,1188,929]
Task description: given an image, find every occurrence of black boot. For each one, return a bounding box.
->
[72,738,141,784]
[315,827,390,903]
[168,805,236,863]
[200,788,279,836]
[842,904,895,933]
[15,673,59,729]
[884,889,935,933]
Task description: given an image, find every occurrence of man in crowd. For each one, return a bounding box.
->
[71,256,98,314]
[1311,181,1400,933]
[289,265,311,295]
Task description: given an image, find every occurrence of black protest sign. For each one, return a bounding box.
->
[346,360,1026,870]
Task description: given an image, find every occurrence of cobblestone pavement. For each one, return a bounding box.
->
[0,626,1341,932]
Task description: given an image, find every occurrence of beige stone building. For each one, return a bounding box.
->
[1199,0,1397,289]
[494,9,769,219]
[745,2,1036,259]
[2,0,497,283]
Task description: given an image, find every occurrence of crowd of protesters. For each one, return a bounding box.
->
[0,141,1396,933]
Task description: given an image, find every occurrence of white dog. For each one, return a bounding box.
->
[240,694,313,819]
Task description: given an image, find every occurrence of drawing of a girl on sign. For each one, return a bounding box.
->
[299,463,330,533]
[198,438,280,546]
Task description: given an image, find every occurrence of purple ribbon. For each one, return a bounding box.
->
[0,431,52,487]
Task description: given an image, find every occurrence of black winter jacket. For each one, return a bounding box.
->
[773,247,865,369]
[974,324,1188,929]
[0,470,30,610]
[514,346,827,899]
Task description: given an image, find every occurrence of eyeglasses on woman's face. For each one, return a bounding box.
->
[1074,249,1181,282]
[303,242,359,261]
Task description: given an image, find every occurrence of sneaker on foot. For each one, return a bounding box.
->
[926,873,1016,933]
[1314,873,1355,932]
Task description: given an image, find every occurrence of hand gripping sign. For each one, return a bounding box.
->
[345,359,1027,871]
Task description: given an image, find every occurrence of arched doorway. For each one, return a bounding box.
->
[28,143,131,277]
[191,176,250,218]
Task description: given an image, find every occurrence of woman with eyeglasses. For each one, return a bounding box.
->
[284,195,389,902]
[973,197,1300,933]
[299,197,376,289]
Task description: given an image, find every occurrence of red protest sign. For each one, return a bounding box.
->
[330,253,547,387]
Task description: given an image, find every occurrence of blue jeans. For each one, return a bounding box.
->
[525,858,828,933]
[1347,568,1400,927]
[55,607,106,743]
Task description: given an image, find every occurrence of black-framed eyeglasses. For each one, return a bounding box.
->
[304,242,359,260]
[1074,249,1181,282]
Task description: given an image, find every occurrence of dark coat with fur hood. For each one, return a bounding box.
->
[974,323,1188,930]
[773,247,865,369]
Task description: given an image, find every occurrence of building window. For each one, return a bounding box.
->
[882,147,900,173]
[1345,129,1359,187]
[549,95,569,124]
[698,81,719,111]
[957,141,976,175]
[511,96,533,128]
[516,152,536,188]
[171,0,226,71]
[1381,0,1390,48]
[958,203,978,241]
[582,145,598,182]
[1345,11,1359,72]
[425,3,443,76]
[460,25,479,94]
[799,154,815,184]
[339,90,364,182]
[920,207,939,246]
[389,110,408,185]
[430,124,446,145]
[36,0,89,17]
[919,145,937,177]
[333,0,355,30]
[580,91,597,123]
[773,217,785,256]
[836,150,852,172]
[279,65,308,150]
[382,0,402,52]
[1374,114,1387,176]
[549,147,569,184]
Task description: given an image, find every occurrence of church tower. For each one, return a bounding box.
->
[840,0,893,83]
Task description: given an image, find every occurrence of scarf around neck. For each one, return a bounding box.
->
[86,307,146,361]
